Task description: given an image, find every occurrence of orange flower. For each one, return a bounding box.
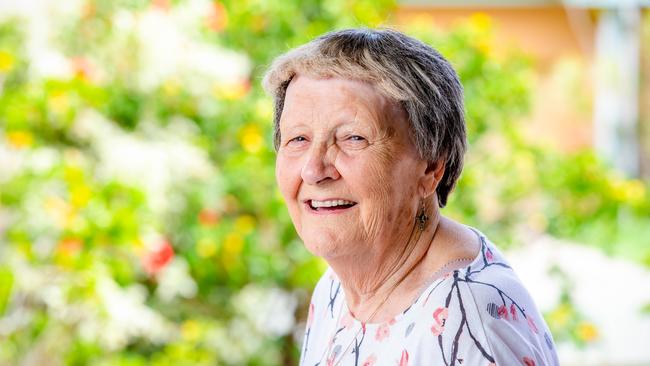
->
[70,57,95,82]
[152,0,171,11]
[198,208,220,226]
[206,2,228,32]
[58,238,83,255]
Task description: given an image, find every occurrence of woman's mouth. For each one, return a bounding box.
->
[306,199,357,212]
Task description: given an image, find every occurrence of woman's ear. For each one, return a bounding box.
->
[418,159,445,199]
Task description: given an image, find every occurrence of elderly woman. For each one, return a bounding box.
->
[263,29,558,365]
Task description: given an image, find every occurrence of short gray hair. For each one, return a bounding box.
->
[262,28,466,207]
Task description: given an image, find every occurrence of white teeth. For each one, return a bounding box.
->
[310,199,355,208]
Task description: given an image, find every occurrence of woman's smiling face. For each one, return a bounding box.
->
[275,75,429,260]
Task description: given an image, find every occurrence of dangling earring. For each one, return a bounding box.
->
[416,199,428,231]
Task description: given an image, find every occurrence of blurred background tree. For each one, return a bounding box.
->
[0,1,648,365]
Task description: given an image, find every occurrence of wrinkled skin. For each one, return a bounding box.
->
[275,75,479,321]
[275,75,431,264]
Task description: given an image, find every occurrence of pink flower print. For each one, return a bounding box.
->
[326,335,335,349]
[431,307,448,336]
[523,356,536,366]
[340,310,354,329]
[327,354,336,366]
[510,303,518,321]
[375,323,391,342]
[398,350,409,366]
[527,316,539,334]
[363,354,377,366]
[486,248,494,262]
[497,305,509,320]
[307,303,315,328]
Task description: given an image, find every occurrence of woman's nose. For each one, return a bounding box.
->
[301,143,340,185]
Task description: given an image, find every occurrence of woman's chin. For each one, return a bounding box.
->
[301,237,350,260]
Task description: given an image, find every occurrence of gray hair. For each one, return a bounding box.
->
[262,28,466,207]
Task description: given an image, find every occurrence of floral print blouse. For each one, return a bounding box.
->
[300,229,560,366]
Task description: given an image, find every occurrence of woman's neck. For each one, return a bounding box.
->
[327,211,445,323]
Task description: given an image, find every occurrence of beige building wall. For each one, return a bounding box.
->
[394,6,598,152]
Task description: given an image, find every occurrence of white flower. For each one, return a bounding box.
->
[233,285,298,337]
[72,109,217,214]
[134,6,250,93]
[96,277,174,350]
[156,258,198,302]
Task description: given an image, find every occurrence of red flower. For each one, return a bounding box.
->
[486,249,494,262]
[362,354,377,366]
[510,303,518,320]
[141,239,174,275]
[431,307,448,336]
[399,350,409,366]
[527,316,539,334]
[497,305,509,320]
[523,356,536,366]
[206,2,228,32]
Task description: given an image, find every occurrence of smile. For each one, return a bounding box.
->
[306,199,357,212]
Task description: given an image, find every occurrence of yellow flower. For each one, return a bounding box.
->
[0,50,14,72]
[235,215,255,235]
[162,80,180,97]
[469,12,492,33]
[181,320,202,342]
[255,99,274,120]
[239,125,264,153]
[196,237,218,258]
[70,184,92,208]
[44,195,73,229]
[48,91,70,115]
[213,80,249,101]
[223,232,244,256]
[6,130,33,149]
[548,303,572,329]
[622,179,646,204]
[576,321,598,342]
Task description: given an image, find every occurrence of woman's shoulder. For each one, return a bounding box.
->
[415,232,559,365]
[463,234,558,365]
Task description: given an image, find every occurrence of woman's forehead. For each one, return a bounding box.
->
[282,75,400,125]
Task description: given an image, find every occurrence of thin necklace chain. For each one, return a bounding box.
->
[317,217,475,366]
[329,256,474,366]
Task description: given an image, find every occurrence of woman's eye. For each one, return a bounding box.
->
[347,135,365,142]
[288,136,307,144]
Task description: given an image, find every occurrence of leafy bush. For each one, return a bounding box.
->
[1,2,648,365]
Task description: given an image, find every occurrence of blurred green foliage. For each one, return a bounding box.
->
[0,1,649,365]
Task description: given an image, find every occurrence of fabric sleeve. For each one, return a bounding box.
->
[459,270,560,366]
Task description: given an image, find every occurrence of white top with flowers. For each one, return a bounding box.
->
[299,229,560,366]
